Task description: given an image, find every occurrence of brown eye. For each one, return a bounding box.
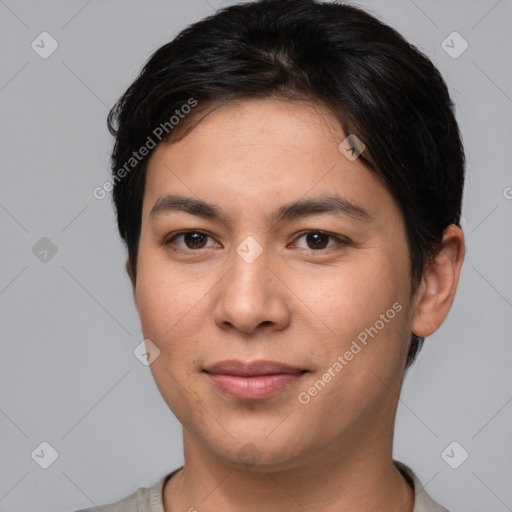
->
[167,231,217,250]
[183,232,207,249]
[292,231,346,251]
[305,232,329,249]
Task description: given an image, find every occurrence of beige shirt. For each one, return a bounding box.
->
[74,461,450,512]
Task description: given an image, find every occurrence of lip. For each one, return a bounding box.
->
[203,359,307,400]
[204,359,305,376]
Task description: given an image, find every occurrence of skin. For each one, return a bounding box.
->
[127,97,465,511]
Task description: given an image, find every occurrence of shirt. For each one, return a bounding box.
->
[74,460,450,512]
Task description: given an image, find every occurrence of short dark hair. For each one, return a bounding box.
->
[107,0,465,369]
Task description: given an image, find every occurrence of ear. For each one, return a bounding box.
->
[125,259,135,289]
[125,259,140,312]
[411,224,465,337]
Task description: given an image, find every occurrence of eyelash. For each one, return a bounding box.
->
[163,230,348,253]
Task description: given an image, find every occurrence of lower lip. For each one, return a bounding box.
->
[206,372,305,400]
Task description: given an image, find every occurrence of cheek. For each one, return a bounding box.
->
[291,257,408,343]
[135,248,208,341]
[134,258,212,420]
[293,264,409,430]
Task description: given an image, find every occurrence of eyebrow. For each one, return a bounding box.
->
[149,194,372,224]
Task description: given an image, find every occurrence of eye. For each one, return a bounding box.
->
[164,230,346,252]
[166,231,219,250]
[291,231,346,251]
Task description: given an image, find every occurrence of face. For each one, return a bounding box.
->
[133,97,416,470]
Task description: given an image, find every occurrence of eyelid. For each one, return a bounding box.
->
[164,229,348,252]
[289,230,349,251]
[164,230,220,250]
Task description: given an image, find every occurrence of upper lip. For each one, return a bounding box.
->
[203,359,306,376]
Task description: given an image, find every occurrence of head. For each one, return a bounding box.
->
[107,0,465,469]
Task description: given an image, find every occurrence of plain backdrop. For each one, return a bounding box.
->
[1,1,511,511]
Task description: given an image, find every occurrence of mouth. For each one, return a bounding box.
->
[203,359,308,400]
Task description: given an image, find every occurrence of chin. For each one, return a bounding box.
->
[197,427,307,473]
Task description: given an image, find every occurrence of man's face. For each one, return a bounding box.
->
[134,97,415,469]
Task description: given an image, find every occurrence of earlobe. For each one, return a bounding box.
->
[411,224,465,338]
[125,260,139,311]
[125,260,135,290]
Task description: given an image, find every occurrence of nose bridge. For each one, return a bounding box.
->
[228,237,271,309]
[213,236,289,334]
[231,239,268,295]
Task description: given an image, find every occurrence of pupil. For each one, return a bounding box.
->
[307,233,327,249]
[186,232,206,248]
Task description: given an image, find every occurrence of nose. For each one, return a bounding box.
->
[213,243,291,336]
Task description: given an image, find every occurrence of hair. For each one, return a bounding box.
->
[107,0,465,369]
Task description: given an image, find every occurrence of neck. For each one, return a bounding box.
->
[163,431,414,512]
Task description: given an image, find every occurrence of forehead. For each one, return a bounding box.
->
[142,97,395,225]
[147,97,345,178]
[183,96,343,144]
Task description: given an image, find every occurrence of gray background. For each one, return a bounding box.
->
[1,0,511,511]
